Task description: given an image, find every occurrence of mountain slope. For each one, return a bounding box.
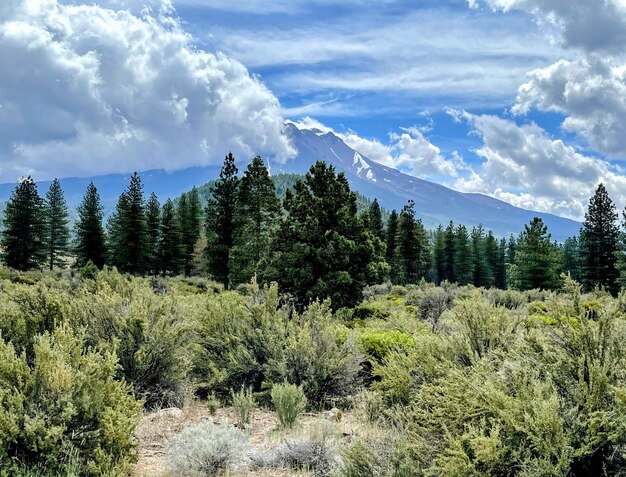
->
[0,123,580,240]
[272,123,580,241]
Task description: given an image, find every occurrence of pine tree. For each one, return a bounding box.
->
[482,229,498,288]
[74,182,107,268]
[385,210,399,282]
[562,235,582,283]
[230,156,281,286]
[512,217,562,291]
[369,198,385,241]
[262,161,386,310]
[580,184,619,294]
[471,225,492,287]
[433,225,446,284]
[159,199,184,276]
[206,152,240,287]
[454,224,473,285]
[146,192,161,275]
[494,237,507,289]
[395,200,429,285]
[107,172,149,274]
[1,177,46,271]
[179,187,202,276]
[44,179,70,270]
[443,221,456,283]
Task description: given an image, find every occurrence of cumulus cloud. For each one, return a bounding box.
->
[0,0,294,181]
[450,110,626,219]
[512,58,626,158]
[472,0,626,55]
[288,117,466,180]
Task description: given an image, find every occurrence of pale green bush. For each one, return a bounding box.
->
[271,382,307,429]
[231,386,256,427]
[0,324,141,475]
[166,419,250,476]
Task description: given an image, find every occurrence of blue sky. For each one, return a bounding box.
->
[2,0,626,219]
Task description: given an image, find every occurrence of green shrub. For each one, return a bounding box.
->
[358,330,414,363]
[166,419,250,476]
[206,393,221,415]
[231,386,256,428]
[0,324,141,476]
[271,382,307,429]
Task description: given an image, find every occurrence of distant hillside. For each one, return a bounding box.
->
[180,172,389,220]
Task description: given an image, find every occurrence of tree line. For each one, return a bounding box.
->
[1,156,624,307]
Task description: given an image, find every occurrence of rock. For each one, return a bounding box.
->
[154,407,183,419]
[325,408,342,422]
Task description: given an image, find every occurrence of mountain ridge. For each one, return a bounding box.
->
[0,123,581,240]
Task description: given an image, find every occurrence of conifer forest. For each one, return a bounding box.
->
[1,152,626,477]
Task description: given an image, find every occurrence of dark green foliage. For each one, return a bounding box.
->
[385,210,399,282]
[495,237,507,289]
[262,161,386,310]
[74,183,107,269]
[453,224,473,285]
[433,225,446,284]
[1,177,46,271]
[562,235,582,282]
[146,192,161,275]
[512,217,562,290]
[471,225,492,288]
[179,187,202,276]
[368,198,385,241]
[230,156,281,286]
[206,153,240,287]
[580,184,619,294]
[160,199,184,276]
[43,179,70,270]
[443,221,456,283]
[394,201,429,285]
[107,173,149,274]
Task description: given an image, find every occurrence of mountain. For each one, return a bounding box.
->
[274,123,581,241]
[0,123,580,240]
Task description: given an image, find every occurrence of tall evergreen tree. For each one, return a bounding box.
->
[471,225,492,287]
[368,198,385,241]
[44,179,70,270]
[1,177,46,271]
[206,152,240,287]
[179,187,202,276]
[562,235,582,283]
[159,199,184,276]
[262,161,386,310]
[107,172,149,274]
[454,224,473,285]
[443,221,456,283]
[433,225,446,284]
[385,210,399,282]
[230,156,281,286]
[512,217,562,291]
[580,184,619,294]
[146,192,161,275]
[494,237,507,289]
[394,200,429,285]
[74,182,107,268]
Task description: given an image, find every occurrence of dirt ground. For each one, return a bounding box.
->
[132,403,358,477]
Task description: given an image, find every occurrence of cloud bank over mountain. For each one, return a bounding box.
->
[0,0,294,181]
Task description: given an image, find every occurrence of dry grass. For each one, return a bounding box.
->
[132,402,371,477]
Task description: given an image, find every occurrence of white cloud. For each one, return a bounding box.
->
[451,111,626,219]
[208,6,564,113]
[288,116,466,180]
[473,0,626,55]
[0,0,294,181]
[512,58,626,158]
